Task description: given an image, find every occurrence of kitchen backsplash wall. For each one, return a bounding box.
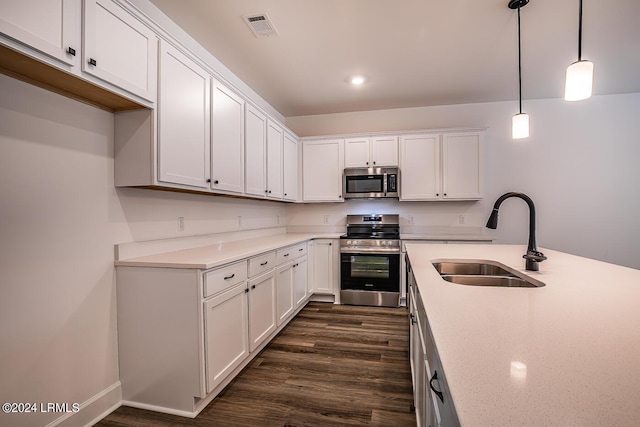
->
[116,188,287,243]
[286,200,487,236]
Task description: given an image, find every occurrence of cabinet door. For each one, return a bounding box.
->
[266,120,283,199]
[204,282,249,393]
[83,0,157,101]
[294,255,308,308]
[211,80,244,194]
[344,137,370,167]
[157,41,210,188]
[410,292,427,427]
[442,133,482,200]
[0,0,79,67]
[400,134,440,200]
[310,239,334,294]
[302,139,344,202]
[371,136,398,167]
[248,270,277,352]
[244,104,266,197]
[276,263,294,326]
[283,132,298,201]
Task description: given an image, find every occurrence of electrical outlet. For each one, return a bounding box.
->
[238,216,242,228]
[177,217,184,232]
[459,215,466,225]
[323,215,329,224]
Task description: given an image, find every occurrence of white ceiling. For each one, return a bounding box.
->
[148,0,640,117]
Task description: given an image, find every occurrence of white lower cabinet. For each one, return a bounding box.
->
[408,259,460,427]
[276,262,295,326]
[204,282,249,393]
[248,269,277,352]
[309,239,337,295]
[294,256,308,307]
[116,240,314,417]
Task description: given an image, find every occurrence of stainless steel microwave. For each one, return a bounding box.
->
[343,167,400,199]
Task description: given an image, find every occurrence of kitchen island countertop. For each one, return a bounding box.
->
[405,243,640,426]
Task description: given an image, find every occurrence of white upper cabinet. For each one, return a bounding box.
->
[371,136,399,167]
[302,139,344,202]
[344,137,370,167]
[0,0,80,67]
[442,133,482,199]
[244,104,267,197]
[400,131,482,201]
[157,41,211,188]
[211,80,244,194]
[266,120,284,200]
[283,132,298,201]
[83,0,157,102]
[400,134,440,200]
[345,136,398,168]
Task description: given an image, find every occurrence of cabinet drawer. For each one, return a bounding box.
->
[276,243,307,265]
[248,251,276,277]
[204,261,248,298]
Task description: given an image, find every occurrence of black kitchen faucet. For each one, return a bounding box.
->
[486,192,547,271]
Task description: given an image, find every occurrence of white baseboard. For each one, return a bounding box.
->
[46,381,122,427]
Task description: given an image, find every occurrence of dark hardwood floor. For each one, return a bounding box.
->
[97,302,415,427]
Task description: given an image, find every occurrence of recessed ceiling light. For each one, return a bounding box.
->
[350,76,365,86]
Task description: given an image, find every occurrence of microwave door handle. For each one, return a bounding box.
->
[383,173,387,197]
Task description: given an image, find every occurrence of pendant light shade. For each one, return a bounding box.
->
[509,0,530,140]
[565,0,593,101]
[512,113,530,139]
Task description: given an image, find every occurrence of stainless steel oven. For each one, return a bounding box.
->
[340,214,401,307]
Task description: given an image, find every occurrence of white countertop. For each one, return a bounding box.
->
[115,233,342,269]
[405,243,640,426]
[401,233,492,241]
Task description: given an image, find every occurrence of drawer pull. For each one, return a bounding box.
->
[223,273,235,280]
[409,313,416,325]
[251,285,256,289]
[283,253,290,257]
[260,261,268,266]
[67,47,76,56]
[245,288,249,293]
[88,58,97,66]
[430,371,444,403]
[299,248,304,251]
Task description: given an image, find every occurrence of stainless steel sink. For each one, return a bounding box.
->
[432,260,545,288]
[432,261,514,277]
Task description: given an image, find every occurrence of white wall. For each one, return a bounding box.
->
[0,74,286,426]
[286,93,640,269]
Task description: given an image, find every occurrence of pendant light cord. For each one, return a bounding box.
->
[578,0,583,61]
[517,4,522,114]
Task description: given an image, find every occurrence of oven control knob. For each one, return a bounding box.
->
[347,240,353,245]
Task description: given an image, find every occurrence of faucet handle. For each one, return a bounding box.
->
[524,250,547,262]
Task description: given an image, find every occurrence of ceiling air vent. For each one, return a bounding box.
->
[242,13,278,38]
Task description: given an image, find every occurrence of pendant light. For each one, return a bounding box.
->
[564,0,593,101]
[509,0,529,140]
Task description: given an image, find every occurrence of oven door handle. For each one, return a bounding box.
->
[340,247,400,254]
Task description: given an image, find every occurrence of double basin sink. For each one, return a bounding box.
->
[432,260,545,288]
